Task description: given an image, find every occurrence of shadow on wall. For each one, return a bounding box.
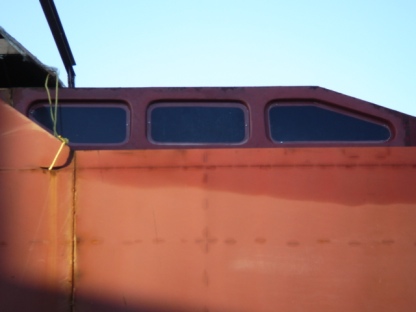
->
[0,276,200,312]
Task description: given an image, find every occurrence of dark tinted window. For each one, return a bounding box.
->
[269,105,390,142]
[30,104,129,144]
[149,103,247,144]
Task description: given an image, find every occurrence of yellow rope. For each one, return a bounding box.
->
[48,135,69,170]
[45,73,69,170]
[44,73,59,137]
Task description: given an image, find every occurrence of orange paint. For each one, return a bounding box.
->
[73,147,416,311]
[2,96,416,311]
[0,99,73,311]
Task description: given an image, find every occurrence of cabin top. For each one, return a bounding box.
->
[1,27,415,150]
[4,86,416,150]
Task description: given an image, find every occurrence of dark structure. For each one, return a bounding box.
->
[0,27,62,88]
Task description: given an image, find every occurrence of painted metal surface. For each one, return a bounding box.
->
[74,147,416,311]
[13,86,416,149]
[0,99,73,311]
[2,93,416,311]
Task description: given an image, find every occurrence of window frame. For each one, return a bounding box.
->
[28,101,131,146]
[267,101,392,144]
[147,101,250,146]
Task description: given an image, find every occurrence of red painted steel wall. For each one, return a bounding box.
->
[72,148,416,312]
[0,100,73,311]
[2,89,416,311]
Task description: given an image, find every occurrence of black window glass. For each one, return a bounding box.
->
[269,105,390,142]
[149,104,247,144]
[30,104,128,144]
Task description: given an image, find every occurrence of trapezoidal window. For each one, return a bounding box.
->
[148,102,248,144]
[268,103,391,142]
[29,102,129,145]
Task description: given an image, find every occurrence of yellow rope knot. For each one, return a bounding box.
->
[48,136,69,171]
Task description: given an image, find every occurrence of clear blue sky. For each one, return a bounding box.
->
[3,1,416,116]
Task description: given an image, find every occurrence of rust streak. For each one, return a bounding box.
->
[255,237,267,244]
[287,241,300,247]
[47,171,58,288]
[224,238,237,245]
[381,239,395,245]
[152,208,159,241]
[70,155,77,312]
[317,239,331,244]
[203,269,209,287]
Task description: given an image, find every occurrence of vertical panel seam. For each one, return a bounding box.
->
[70,154,77,312]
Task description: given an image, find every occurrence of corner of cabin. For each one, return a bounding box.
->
[0,98,71,169]
[0,27,70,169]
